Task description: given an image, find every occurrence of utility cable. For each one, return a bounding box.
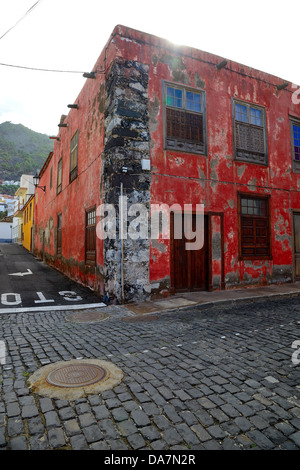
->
[0,62,85,74]
[0,0,44,41]
[0,0,85,74]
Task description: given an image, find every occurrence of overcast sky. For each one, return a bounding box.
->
[0,0,299,136]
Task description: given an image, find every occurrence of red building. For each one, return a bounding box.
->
[34,25,300,303]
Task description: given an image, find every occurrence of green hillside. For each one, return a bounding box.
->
[0,121,53,181]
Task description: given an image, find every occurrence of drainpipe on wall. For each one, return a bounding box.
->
[120,182,125,304]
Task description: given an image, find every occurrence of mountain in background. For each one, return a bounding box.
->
[0,121,53,182]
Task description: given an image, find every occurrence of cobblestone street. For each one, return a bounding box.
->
[0,296,300,451]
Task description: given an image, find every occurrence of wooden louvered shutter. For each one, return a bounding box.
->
[241,217,255,257]
[166,108,186,141]
[166,109,205,154]
[241,217,270,257]
[254,218,270,256]
[235,122,266,164]
[239,195,270,259]
[185,112,203,143]
[165,85,205,154]
[234,101,267,165]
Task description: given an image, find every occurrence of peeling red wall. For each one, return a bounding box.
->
[110,25,300,290]
[34,25,300,299]
[34,44,107,294]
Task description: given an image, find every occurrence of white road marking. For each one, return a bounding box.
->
[0,303,106,314]
[9,269,33,277]
[0,291,101,313]
[59,291,83,301]
[1,293,22,305]
[34,292,55,303]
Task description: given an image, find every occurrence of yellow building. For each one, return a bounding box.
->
[14,175,35,244]
[22,194,34,252]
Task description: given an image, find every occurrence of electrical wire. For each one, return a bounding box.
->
[0,0,44,41]
[0,0,86,74]
[0,61,85,74]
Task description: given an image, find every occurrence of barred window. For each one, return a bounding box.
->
[290,117,300,173]
[239,194,271,259]
[70,130,78,183]
[164,83,206,155]
[85,207,96,265]
[233,100,267,165]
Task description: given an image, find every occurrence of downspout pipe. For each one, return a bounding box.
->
[120,182,125,304]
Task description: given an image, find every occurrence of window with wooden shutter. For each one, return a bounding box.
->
[290,117,300,173]
[164,83,206,154]
[69,130,78,183]
[57,158,62,194]
[85,207,96,265]
[233,100,267,165]
[239,194,271,259]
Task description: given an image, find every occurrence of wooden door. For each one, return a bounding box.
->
[171,213,208,291]
[294,213,300,279]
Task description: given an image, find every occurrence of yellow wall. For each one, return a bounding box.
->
[23,196,34,252]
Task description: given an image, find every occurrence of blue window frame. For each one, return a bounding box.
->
[164,82,206,155]
[290,117,300,172]
[233,100,267,165]
[166,87,183,108]
[292,123,300,161]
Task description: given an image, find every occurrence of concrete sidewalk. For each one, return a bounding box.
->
[123,281,300,316]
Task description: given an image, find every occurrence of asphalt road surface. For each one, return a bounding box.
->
[0,243,105,313]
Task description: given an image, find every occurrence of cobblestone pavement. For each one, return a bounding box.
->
[0,296,299,451]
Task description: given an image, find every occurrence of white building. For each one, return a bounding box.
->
[0,217,13,243]
[12,175,35,244]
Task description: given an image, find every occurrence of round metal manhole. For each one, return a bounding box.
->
[46,363,106,388]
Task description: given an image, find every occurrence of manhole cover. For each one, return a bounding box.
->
[46,363,106,388]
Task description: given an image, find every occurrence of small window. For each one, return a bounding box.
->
[70,130,78,183]
[164,82,206,155]
[290,117,300,172]
[238,194,271,260]
[57,213,62,255]
[57,158,62,194]
[50,166,53,189]
[85,207,96,265]
[233,100,267,165]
